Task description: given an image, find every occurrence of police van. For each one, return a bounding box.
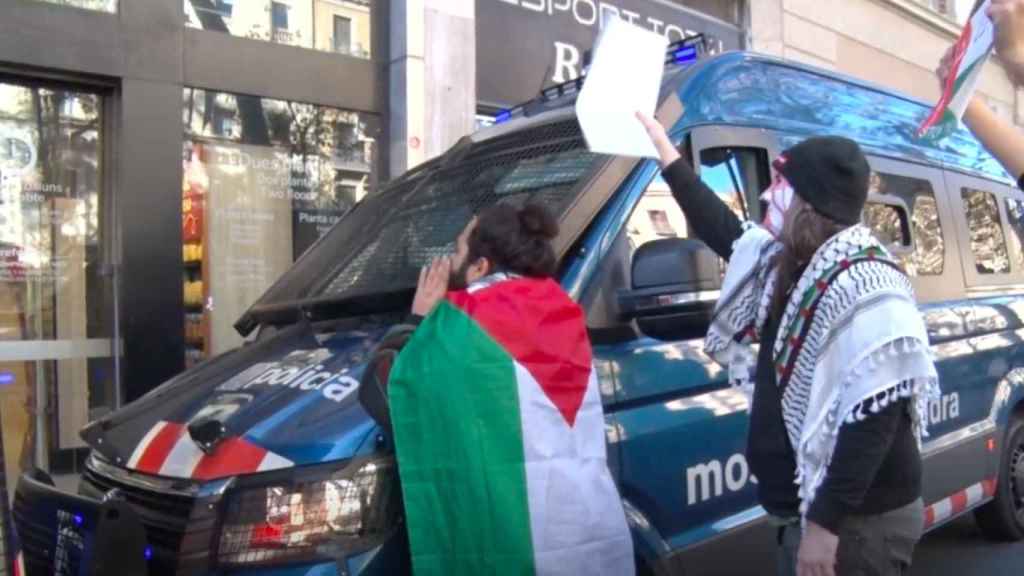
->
[14,41,1024,576]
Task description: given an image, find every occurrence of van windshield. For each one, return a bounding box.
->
[238,116,607,331]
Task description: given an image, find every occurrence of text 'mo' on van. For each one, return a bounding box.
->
[13,38,1024,576]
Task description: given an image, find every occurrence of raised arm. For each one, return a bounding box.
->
[637,112,745,259]
[989,0,1024,88]
[962,98,1024,187]
[936,2,1024,186]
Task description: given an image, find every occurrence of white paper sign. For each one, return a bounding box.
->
[575,18,669,158]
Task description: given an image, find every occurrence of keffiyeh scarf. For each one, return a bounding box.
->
[705,223,941,518]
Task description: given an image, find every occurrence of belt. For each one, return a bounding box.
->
[767,514,800,528]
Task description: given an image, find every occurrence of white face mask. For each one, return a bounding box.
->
[761,173,794,238]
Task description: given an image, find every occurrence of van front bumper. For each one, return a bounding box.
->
[12,464,409,576]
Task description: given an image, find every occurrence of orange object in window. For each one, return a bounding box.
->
[183,143,208,244]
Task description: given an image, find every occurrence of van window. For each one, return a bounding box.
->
[585,148,770,332]
[625,175,691,251]
[962,188,1010,274]
[699,147,769,221]
[624,148,766,255]
[862,202,910,249]
[1004,197,1024,270]
[869,172,944,276]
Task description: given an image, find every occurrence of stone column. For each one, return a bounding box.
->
[389,0,476,178]
[747,0,784,58]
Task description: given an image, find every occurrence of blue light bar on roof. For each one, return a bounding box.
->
[494,109,512,124]
[674,46,698,65]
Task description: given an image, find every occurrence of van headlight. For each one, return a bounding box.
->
[217,456,401,567]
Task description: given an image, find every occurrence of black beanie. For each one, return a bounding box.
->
[774,136,870,225]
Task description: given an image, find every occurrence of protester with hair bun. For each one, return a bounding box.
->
[363,202,634,576]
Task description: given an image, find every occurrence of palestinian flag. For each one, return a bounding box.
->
[388,276,634,576]
[918,0,994,137]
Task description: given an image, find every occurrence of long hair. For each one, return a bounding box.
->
[771,196,849,319]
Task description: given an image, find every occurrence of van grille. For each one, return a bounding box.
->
[11,493,62,576]
[79,466,197,575]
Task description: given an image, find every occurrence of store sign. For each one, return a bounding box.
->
[292,208,347,260]
[477,0,743,107]
[0,130,37,175]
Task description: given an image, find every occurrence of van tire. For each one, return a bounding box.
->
[974,417,1024,542]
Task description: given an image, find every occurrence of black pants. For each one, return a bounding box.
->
[777,499,924,576]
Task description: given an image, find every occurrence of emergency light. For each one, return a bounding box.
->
[490,33,707,126]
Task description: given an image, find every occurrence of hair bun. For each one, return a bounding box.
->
[518,203,559,240]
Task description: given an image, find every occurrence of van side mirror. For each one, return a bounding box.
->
[618,238,721,341]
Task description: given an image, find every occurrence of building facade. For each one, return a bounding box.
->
[749,0,1021,127]
[0,0,1018,495]
[0,0,385,486]
[0,0,742,488]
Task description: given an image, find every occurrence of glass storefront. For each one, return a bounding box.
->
[32,0,117,12]
[184,0,373,59]
[0,81,116,487]
[182,88,378,367]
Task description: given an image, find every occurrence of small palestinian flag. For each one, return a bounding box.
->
[388,276,634,576]
[918,0,995,137]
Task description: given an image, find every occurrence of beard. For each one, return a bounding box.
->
[448,259,472,291]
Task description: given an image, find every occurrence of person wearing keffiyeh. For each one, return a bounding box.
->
[638,113,940,576]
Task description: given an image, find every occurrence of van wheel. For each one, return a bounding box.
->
[975,417,1024,541]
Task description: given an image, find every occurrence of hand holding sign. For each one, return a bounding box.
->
[576,19,668,158]
[919,0,995,137]
[636,111,682,168]
[988,0,1024,85]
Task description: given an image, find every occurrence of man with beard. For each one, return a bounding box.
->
[362,202,634,576]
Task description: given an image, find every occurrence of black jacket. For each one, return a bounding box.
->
[663,158,922,532]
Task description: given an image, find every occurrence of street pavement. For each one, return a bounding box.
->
[910,514,1024,575]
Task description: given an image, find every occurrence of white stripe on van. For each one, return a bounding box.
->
[126,421,167,469]
[158,434,205,478]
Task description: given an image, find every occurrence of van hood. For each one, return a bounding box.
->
[81,321,389,481]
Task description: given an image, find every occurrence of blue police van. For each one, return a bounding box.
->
[13,42,1024,576]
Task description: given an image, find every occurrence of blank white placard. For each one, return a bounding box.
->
[575,19,668,158]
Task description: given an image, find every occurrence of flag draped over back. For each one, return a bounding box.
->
[388,276,634,576]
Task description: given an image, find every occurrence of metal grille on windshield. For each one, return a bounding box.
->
[319,118,599,299]
[238,116,603,326]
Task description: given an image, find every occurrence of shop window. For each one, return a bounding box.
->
[0,81,116,487]
[32,0,117,12]
[185,0,373,59]
[869,172,944,276]
[182,87,379,366]
[1004,197,1024,271]
[962,187,1010,275]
